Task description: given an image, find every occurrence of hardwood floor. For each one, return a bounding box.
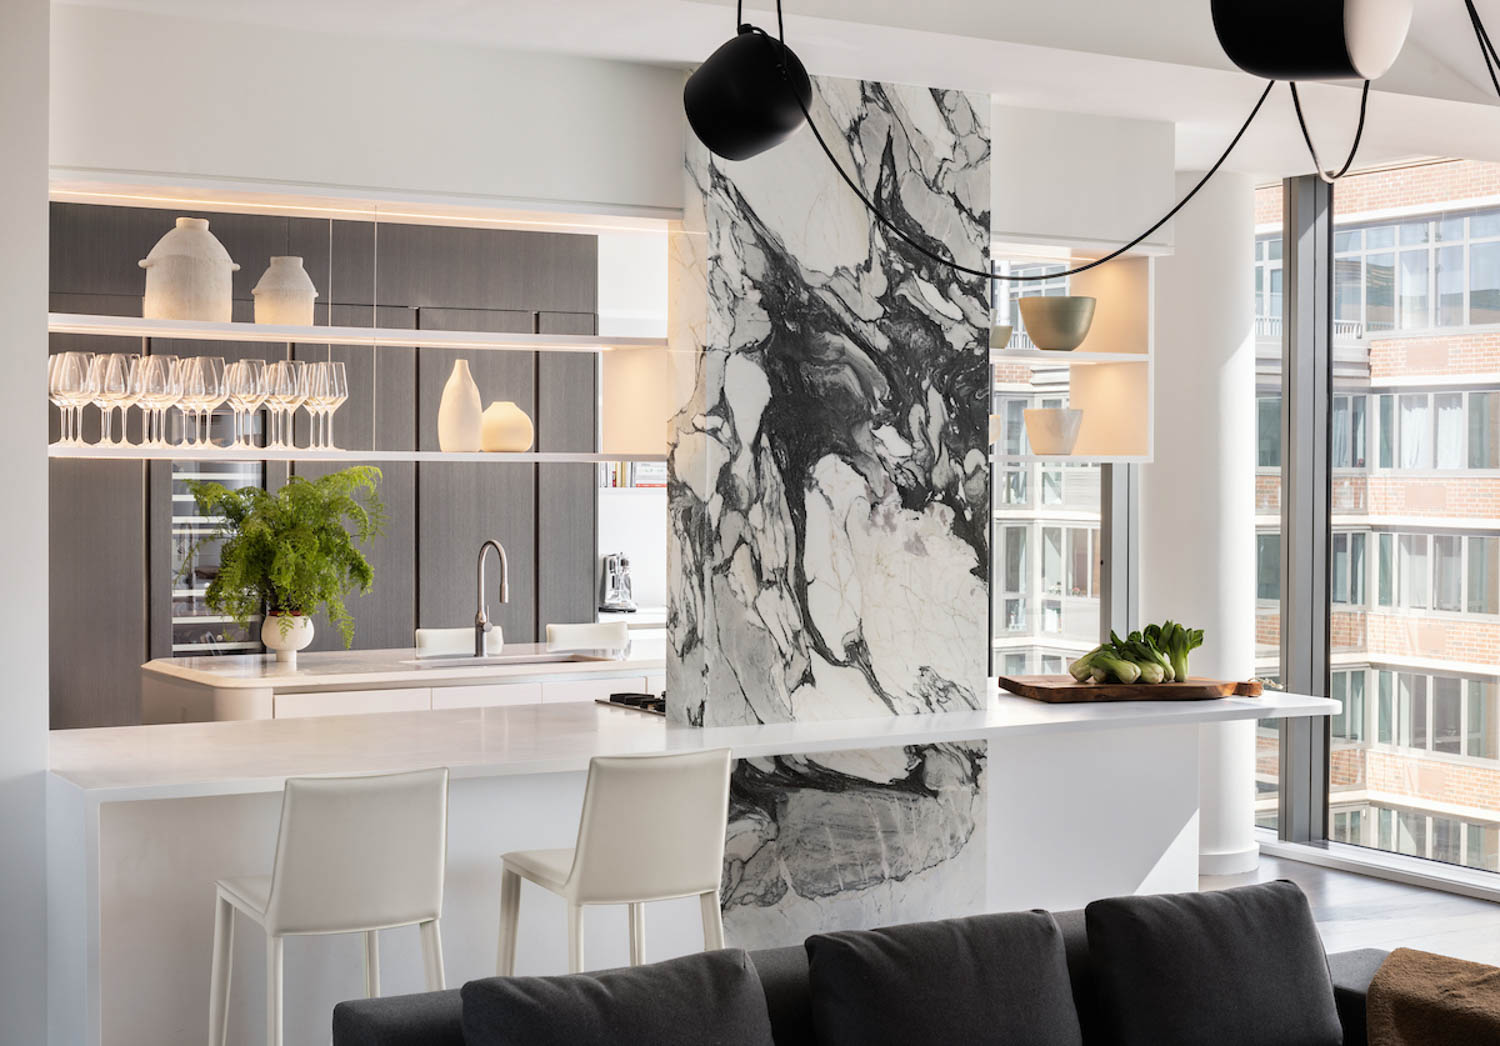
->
[1204,855,1500,964]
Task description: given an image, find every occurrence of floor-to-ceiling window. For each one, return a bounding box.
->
[1268,161,1500,875]
[1254,185,1286,829]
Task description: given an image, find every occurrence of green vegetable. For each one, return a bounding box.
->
[183,467,385,647]
[1155,620,1205,682]
[1068,646,1104,682]
[1091,650,1141,684]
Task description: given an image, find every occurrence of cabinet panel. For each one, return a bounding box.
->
[50,460,149,728]
[373,225,597,313]
[537,309,599,630]
[431,681,543,710]
[273,687,431,719]
[416,308,538,642]
[541,676,647,704]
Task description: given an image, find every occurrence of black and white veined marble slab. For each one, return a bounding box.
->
[667,74,993,944]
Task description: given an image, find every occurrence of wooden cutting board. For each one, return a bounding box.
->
[997,674,1263,704]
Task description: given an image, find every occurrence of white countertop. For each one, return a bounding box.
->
[50,686,1337,802]
[141,639,666,690]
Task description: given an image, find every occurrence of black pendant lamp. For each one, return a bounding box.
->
[1212,0,1413,81]
[684,25,812,161]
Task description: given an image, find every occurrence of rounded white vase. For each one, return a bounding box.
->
[438,360,484,452]
[261,614,314,665]
[138,217,240,322]
[252,256,318,326]
[481,401,535,452]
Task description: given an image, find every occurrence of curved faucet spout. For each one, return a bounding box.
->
[475,539,511,656]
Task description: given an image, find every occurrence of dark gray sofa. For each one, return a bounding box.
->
[332,907,1390,1046]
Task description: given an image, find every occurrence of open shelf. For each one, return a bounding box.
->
[991,453,1149,465]
[990,348,1147,366]
[48,445,667,464]
[47,313,667,355]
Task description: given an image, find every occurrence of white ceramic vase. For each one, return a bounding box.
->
[261,614,314,665]
[138,217,240,322]
[481,401,535,452]
[252,256,318,325]
[1024,408,1086,455]
[438,359,484,452]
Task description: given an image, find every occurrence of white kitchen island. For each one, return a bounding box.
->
[48,687,1336,1045]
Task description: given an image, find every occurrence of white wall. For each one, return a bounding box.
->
[50,4,685,213]
[0,0,50,1039]
[991,105,1175,250]
[598,230,669,337]
[1141,169,1258,873]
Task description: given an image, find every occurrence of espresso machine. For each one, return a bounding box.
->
[599,552,636,613]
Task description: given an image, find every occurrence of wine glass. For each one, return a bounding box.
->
[136,355,179,447]
[198,357,228,447]
[176,357,206,446]
[89,354,133,446]
[225,360,269,449]
[302,362,330,449]
[49,352,93,446]
[325,361,348,450]
[265,360,308,450]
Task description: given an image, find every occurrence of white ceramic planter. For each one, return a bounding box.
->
[252,256,318,325]
[989,324,1014,350]
[261,614,315,665]
[437,360,484,452]
[481,401,535,452]
[138,217,240,322]
[1024,408,1085,455]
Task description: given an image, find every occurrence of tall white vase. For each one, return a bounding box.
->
[252,256,318,325]
[138,217,239,322]
[438,359,483,452]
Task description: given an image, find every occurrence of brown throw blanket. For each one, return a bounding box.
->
[1368,947,1500,1046]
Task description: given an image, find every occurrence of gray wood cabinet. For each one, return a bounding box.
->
[48,205,601,726]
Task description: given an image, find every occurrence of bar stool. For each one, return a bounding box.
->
[496,749,732,975]
[208,767,450,1046]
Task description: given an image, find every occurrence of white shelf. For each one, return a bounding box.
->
[48,444,667,464]
[990,348,1147,366]
[47,313,667,355]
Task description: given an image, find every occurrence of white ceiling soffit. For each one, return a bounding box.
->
[61,0,1500,177]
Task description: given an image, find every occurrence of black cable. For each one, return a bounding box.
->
[1289,80,1371,184]
[1465,0,1500,98]
[757,4,1274,281]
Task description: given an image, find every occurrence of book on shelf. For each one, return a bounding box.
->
[597,460,668,489]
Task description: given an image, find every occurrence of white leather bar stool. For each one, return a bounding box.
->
[208,767,450,1046]
[496,749,732,975]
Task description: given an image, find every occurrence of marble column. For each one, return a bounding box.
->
[1141,170,1259,874]
[668,77,993,943]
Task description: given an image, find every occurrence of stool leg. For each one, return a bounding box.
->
[265,935,284,1046]
[567,904,585,974]
[700,890,725,951]
[628,903,646,966]
[419,920,446,990]
[208,895,234,1046]
[497,866,522,976]
[363,930,380,998]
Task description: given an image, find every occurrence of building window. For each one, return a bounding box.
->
[1375,669,1500,761]
[1257,395,1282,468]
[1256,533,1280,601]
[1002,525,1028,633]
[1376,530,1499,616]
[1332,532,1367,606]
[1332,394,1368,469]
[1332,669,1367,743]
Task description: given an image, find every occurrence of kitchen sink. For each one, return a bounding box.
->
[400,651,615,668]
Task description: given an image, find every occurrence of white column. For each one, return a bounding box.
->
[0,0,51,1039]
[1141,170,1259,875]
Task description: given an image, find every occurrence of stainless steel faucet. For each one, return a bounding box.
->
[475,539,510,656]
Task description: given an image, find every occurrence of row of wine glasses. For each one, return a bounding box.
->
[48,352,349,450]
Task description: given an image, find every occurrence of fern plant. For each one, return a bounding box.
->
[186,466,385,646]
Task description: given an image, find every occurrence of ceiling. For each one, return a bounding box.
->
[59,0,1500,178]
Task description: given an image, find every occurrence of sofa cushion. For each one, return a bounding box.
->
[804,910,1084,1046]
[460,948,775,1046]
[1085,880,1342,1046]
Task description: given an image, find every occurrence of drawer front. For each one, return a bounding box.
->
[274,687,432,719]
[541,676,649,704]
[431,682,544,711]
